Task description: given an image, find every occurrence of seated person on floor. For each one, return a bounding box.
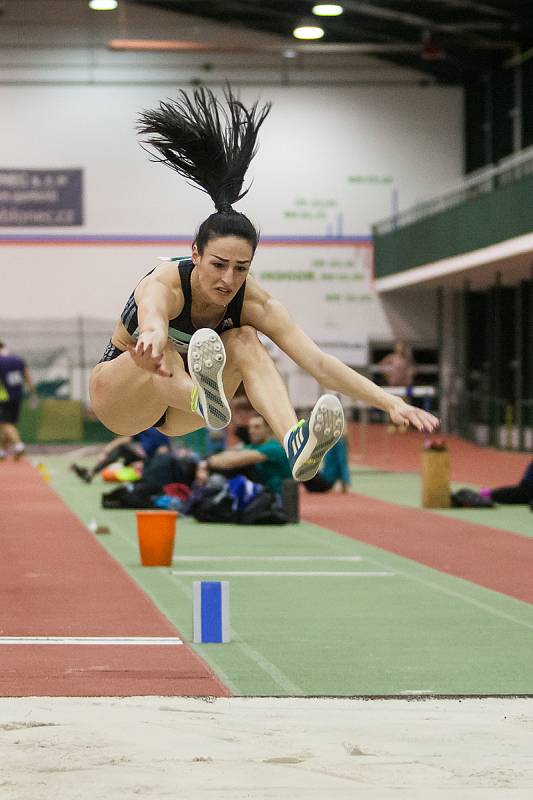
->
[140,446,199,492]
[231,389,254,445]
[71,427,170,483]
[303,435,351,493]
[205,414,291,497]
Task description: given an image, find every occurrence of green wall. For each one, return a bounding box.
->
[374,172,533,278]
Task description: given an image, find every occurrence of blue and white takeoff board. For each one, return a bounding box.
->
[193,581,231,644]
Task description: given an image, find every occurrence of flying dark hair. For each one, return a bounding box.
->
[137,86,271,253]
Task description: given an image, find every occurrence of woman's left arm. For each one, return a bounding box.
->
[242,286,439,433]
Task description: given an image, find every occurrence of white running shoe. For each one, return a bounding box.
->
[285,394,344,482]
[187,328,231,430]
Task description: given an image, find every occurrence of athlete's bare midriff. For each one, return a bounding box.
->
[109,319,136,353]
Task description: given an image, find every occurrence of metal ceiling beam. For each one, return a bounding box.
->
[424,0,515,19]
[341,0,518,43]
[129,0,515,83]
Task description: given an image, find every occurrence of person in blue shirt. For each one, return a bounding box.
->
[303,436,351,493]
[70,427,170,483]
[0,341,36,460]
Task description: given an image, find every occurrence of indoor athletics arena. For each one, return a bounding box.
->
[1,1,532,797]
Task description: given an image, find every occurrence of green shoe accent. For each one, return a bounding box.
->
[288,419,305,434]
[190,386,199,414]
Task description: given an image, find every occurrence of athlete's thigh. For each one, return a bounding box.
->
[90,351,175,435]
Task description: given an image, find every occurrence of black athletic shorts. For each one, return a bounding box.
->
[0,398,22,424]
[99,340,125,363]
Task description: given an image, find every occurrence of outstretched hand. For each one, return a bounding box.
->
[389,402,439,433]
[128,332,172,378]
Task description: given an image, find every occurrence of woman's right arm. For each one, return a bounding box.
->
[128,267,181,377]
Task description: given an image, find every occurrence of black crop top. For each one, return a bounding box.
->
[120,257,246,354]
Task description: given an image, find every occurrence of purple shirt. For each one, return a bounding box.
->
[0,354,26,400]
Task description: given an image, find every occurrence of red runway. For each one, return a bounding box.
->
[348,423,531,486]
[302,491,533,605]
[0,460,229,697]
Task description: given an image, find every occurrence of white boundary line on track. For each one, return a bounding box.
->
[0,636,183,646]
[171,570,394,577]
[235,640,303,695]
[169,577,303,695]
[173,555,363,562]
[297,526,533,632]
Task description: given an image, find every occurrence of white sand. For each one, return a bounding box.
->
[0,697,532,799]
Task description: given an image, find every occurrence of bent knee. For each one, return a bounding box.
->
[223,324,263,354]
[89,365,157,437]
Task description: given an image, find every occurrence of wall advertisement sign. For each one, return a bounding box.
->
[0,169,83,226]
[255,243,375,368]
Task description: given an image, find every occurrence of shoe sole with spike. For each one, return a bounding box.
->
[187,328,231,430]
[292,394,344,481]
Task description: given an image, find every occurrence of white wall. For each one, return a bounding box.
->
[0,0,465,407]
[0,83,462,328]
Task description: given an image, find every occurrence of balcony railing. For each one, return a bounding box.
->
[373,144,533,236]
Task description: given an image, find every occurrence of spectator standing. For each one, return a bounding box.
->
[377,340,416,388]
[0,341,36,460]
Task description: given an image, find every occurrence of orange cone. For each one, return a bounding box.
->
[136,510,178,566]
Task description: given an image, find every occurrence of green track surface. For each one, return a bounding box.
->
[42,455,533,696]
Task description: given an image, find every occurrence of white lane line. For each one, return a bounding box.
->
[298,526,533,632]
[171,571,394,577]
[170,575,303,695]
[173,555,363,562]
[0,636,183,646]
[235,640,302,695]
[392,572,533,632]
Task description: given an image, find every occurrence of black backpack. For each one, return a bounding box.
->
[189,476,237,523]
[101,483,154,509]
[188,475,288,525]
[238,490,288,525]
[450,488,494,508]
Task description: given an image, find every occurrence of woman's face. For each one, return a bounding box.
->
[193,236,254,307]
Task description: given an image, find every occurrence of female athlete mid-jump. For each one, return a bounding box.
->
[90,88,438,482]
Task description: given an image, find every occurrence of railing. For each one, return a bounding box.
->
[373,144,533,236]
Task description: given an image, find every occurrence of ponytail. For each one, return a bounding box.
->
[137,86,271,214]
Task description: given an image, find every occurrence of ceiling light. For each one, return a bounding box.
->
[89,0,118,10]
[293,22,325,40]
[312,4,343,16]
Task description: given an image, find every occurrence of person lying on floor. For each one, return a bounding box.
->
[205,414,291,497]
[70,427,170,483]
[479,460,533,504]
